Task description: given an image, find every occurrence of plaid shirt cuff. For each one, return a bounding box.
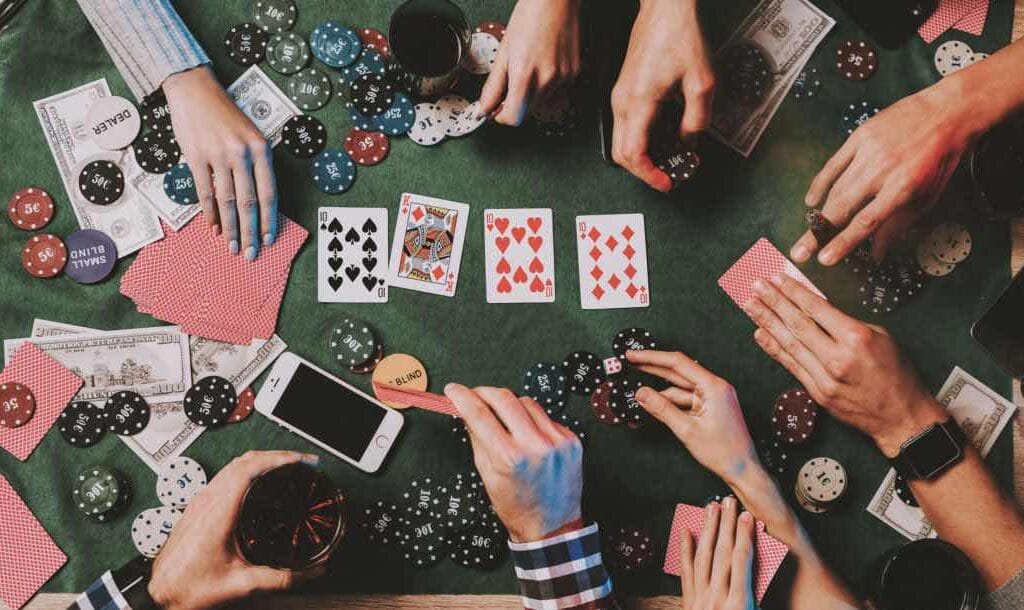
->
[509,523,617,610]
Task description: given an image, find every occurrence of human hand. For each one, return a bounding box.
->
[746,274,947,457]
[148,450,323,610]
[444,384,583,542]
[163,66,278,260]
[680,499,756,610]
[627,350,758,486]
[478,0,581,126]
[791,80,987,266]
[611,0,715,192]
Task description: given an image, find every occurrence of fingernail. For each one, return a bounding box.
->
[229,239,239,255]
[444,383,457,394]
[770,274,783,286]
[752,280,766,293]
[263,232,275,246]
[301,454,320,466]
[792,244,809,261]
[819,250,836,265]
[705,502,719,514]
[723,495,736,508]
[739,511,753,523]
[635,387,650,402]
[245,246,257,261]
[753,328,764,342]
[212,224,221,236]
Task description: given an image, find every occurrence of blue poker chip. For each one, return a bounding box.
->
[374,92,416,136]
[310,21,361,68]
[346,101,378,132]
[162,163,198,205]
[64,229,117,284]
[338,49,387,89]
[311,149,357,194]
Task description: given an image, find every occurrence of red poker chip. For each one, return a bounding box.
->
[228,387,256,424]
[344,128,390,166]
[358,27,391,57]
[772,387,818,444]
[474,21,506,42]
[7,187,55,231]
[21,233,68,278]
[589,381,622,426]
[0,382,36,428]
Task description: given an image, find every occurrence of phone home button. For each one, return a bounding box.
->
[375,435,390,448]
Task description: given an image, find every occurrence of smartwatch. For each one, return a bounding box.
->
[891,419,967,481]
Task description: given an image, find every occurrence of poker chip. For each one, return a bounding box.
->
[719,42,772,108]
[360,500,403,545]
[916,237,956,277]
[797,457,847,505]
[372,354,429,408]
[104,390,150,436]
[358,28,390,57]
[375,92,416,136]
[74,466,129,522]
[928,222,972,264]
[287,68,333,111]
[0,383,35,428]
[281,114,327,158]
[772,388,817,444]
[446,100,488,138]
[612,328,657,361]
[183,376,237,427]
[64,229,117,284]
[859,275,902,314]
[608,375,644,425]
[464,32,500,75]
[349,342,385,374]
[806,209,839,246]
[402,477,437,518]
[131,506,184,558]
[792,67,821,101]
[266,32,310,75]
[346,101,378,132]
[156,456,208,507]
[7,187,55,230]
[224,23,268,66]
[522,362,567,411]
[344,128,389,166]
[311,149,357,194]
[408,103,446,146]
[383,55,412,91]
[78,159,124,205]
[758,438,789,476]
[590,381,623,425]
[888,258,927,301]
[338,49,387,90]
[451,417,470,445]
[59,401,107,448]
[655,146,700,185]
[894,474,919,508]
[140,88,172,132]
[310,21,362,68]
[397,510,448,568]
[350,73,394,117]
[252,0,296,33]
[85,95,141,151]
[841,101,880,136]
[21,234,67,278]
[474,21,506,41]
[162,163,198,205]
[551,412,586,441]
[836,40,877,80]
[562,351,605,395]
[431,473,483,529]
[603,527,655,573]
[449,523,506,570]
[934,40,973,77]
[132,131,181,174]
[329,317,378,366]
[228,387,256,423]
[436,94,471,134]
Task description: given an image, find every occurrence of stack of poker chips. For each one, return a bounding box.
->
[73,465,132,523]
[794,457,848,514]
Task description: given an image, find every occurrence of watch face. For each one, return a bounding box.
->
[903,426,962,479]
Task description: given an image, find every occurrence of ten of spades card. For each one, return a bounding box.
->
[317,207,389,303]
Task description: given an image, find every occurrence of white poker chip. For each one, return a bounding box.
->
[797,457,847,505]
[934,40,974,77]
[916,238,956,277]
[927,222,972,264]
[436,94,470,135]
[408,103,447,146]
[463,32,500,75]
[85,96,142,151]
[446,101,489,138]
[131,506,184,558]
[156,456,208,507]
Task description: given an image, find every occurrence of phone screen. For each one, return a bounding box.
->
[272,363,387,460]
[972,269,1024,378]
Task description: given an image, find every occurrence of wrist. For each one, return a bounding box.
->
[508,511,583,543]
[930,70,1009,141]
[162,65,213,98]
[873,398,948,459]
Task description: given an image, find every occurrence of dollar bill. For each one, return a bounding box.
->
[127,152,200,231]
[227,65,300,147]
[867,367,1018,539]
[33,79,164,256]
[708,0,835,157]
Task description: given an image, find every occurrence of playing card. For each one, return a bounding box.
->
[663,503,788,603]
[952,0,988,35]
[918,0,983,43]
[318,207,389,303]
[371,382,459,417]
[0,475,67,609]
[718,238,825,311]
[575,214,650,309]
[388,193,470,297]
[484,208,555,304]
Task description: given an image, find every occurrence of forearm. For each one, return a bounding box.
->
[934,38,1024,140]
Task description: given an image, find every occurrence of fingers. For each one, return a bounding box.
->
[728,512,755,601]
[445,383,513,450]
[632,364,695,391]
[753,328,821,397]
[518,397,574,445]
[745,294,831,383]
[251,142,278,247]
[213,167,239,255]
[626,350,709,387]
[473,386,544,442]
[494,70,532,127]
[710,498,737,595]
[805,141,856,208]
[611,96,672,192]
[233,163,259,261]
[752,278,836,357]
[679,529,696,606]
[693,502,719,587]
[478,50,509,117]
[219,450,310,491]
[660,386,694,407]
[679,70,715,138]
[635,385,691,439]
[191,162,218,234]
[789,229,820,264]
[771,273,858,338]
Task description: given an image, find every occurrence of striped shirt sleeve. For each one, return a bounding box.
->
[73,0,210,100]
[509,523,619,610]
[67,556,156,610]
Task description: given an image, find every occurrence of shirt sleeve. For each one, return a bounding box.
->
[72,0,210,100]
[987,566,1024,610]
[508,523,619,610]
[67,556,156,610]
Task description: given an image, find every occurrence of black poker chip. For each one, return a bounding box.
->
[359,500,403,545]
[430,473,484,530]
[888,258,927,301]
[859,274,901,314]
[183,376,237,427]
[549,411,586,441]
[132,131,181,174]
[397,510,448,568]
[603,526,655,573]
[383,56,412,92]
[612,327,657,361]
[78,160,125,205]
[224,22,268,66]
[894,474,919,507]
[103,391,151,436]
[719,42,772,108]
[401,477,438,518]
[608,374,645,424]
[522,362,566,411]
[350,73,394,117]
[449,521,506,570]
[281,114,327,158]
[562,351,605,395]
[758,437,789,476]
[59,401,107,448]
[450,417,471,447]
[140,88,172,132]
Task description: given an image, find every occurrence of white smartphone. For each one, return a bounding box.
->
[256,352,404,473]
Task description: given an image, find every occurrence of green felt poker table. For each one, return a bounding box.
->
[0,0,1019,605]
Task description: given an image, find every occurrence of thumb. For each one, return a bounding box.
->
[229,563,323,597]
[636,386,691,439]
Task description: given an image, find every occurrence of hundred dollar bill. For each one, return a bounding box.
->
[867,367,1018,539]
[708,0,835,157]
[3,326,192,403]
[33,80,163,256]
[227,65,300,147]
[127,152,199,231]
